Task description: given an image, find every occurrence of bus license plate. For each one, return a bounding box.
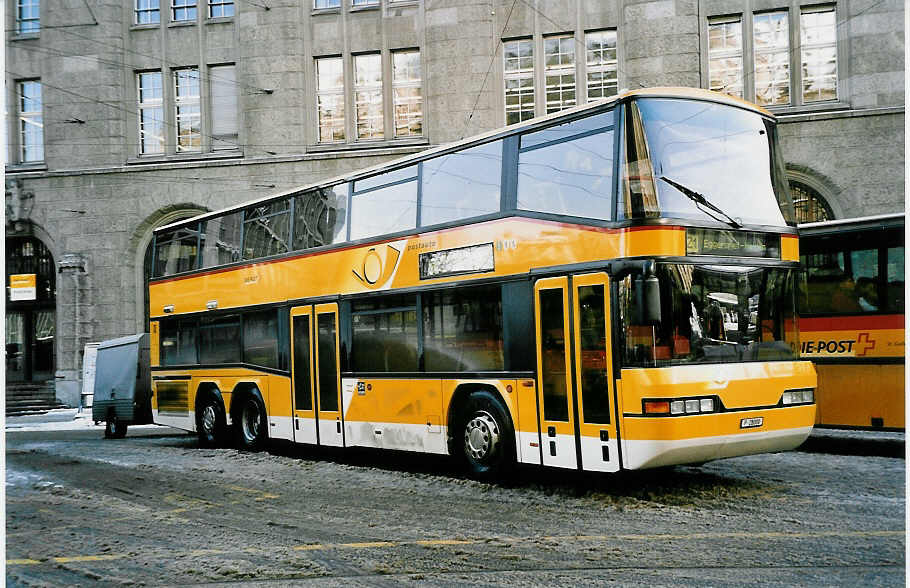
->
[740,417,763,429]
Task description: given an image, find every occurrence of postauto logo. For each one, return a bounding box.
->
[800,333,876,357]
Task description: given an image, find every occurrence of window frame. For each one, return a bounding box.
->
[135,0,161,24]
[16,0,40,35]
[353,52,384,141]
[17,80,44,164]
[137,71,165,156]
[543,33,577,114]
[702,2,843,111]
[207,0,233,18]
[171,0,198,22]
[502,29,619,125]
[174,67,202,153]
[312,49,426,148]
[391,49,424,138]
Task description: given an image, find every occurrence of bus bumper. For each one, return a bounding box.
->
[621,405,816,470]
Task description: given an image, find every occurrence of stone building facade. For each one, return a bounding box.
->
[5,0,905,405]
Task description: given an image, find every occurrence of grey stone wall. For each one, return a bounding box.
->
[5,0,905,404]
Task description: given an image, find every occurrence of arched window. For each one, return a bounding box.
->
[790,181,834,223]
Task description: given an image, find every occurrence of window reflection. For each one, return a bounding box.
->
[421,141,502,226]
[620,264,798,366]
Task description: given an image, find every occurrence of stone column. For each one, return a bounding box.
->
[56,253,91,408]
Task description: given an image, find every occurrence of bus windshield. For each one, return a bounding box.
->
[622,98,796,227]
[620,264,799,367]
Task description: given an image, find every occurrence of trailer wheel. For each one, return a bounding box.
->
[104,412,128,439]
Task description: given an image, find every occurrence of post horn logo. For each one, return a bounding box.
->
[352,244,402,289]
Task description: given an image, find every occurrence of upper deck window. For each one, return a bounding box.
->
[154,224,200,276]
[350,165,418,240]
[622,98,796,227]
[517,110,615,220]
[420,140,502,227]
[293,184,349,250]
[242,200,291,260]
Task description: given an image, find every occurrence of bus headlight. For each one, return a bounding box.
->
[644,396,721,416]
[782,389,814,405]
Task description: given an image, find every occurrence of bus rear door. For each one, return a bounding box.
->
[534,273,619,472]
[290,303,344,447]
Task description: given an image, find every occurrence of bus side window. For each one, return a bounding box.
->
[887,246,904,312]
[849,249,879,312]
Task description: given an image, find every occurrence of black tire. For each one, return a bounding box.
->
[236,394,268,451]
[456,389,515,480]
[196,394,227,448]
[104,413,128,439]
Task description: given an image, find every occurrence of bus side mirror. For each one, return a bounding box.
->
[644,274,662,324]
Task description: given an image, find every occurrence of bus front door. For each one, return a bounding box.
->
[534,273,619,472]
[290,303,344,447]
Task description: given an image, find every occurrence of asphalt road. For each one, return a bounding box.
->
[5,426,906,586]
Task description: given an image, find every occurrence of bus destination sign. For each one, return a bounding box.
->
[686,229,781,258]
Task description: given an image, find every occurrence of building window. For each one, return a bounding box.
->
[138,72,165,155]
[315,56,345,143]
[801,7,837,103]
[172,0,197,21]
[504,38,535,125]
[544,35,576,113]
[392,50,423,137]
[16,0,39,34]
[210,65,238,150]
[136,0,161,24]
[753,11,790,106]
[790,181,833,223]
[174,69,201,152]
[18,81,43,163]
[586,30,618,101]
[354,53,384,141]
[208,0,233,18]
[352,0,378,6]
[708,5,838,108]
[314,0,339,8]
[708,18,743,98]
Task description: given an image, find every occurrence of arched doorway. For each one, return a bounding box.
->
[790,180,835,223]
[133,206,208,332]
[6,236,56,383]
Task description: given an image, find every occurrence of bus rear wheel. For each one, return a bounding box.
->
[458,390,514,479]
[237,395,267,451]
[197,395,226,447]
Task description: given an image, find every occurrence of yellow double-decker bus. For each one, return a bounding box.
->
[149,88,816,477]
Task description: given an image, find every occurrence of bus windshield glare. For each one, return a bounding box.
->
[620,264,799,367]
[622,98,796,227]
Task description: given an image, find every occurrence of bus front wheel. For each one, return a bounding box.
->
[237,395,267,451]
[458,390,515,479]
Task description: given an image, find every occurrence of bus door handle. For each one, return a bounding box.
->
[547,426,556,437]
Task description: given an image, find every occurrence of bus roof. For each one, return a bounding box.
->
[799,212,905,234]
[155,87,774,234]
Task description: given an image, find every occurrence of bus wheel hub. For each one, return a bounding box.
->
[465,412,499,461]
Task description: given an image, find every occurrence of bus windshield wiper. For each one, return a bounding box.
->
[660,176,742,228]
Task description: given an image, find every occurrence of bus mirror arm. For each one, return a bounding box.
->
[608,259,655,281]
